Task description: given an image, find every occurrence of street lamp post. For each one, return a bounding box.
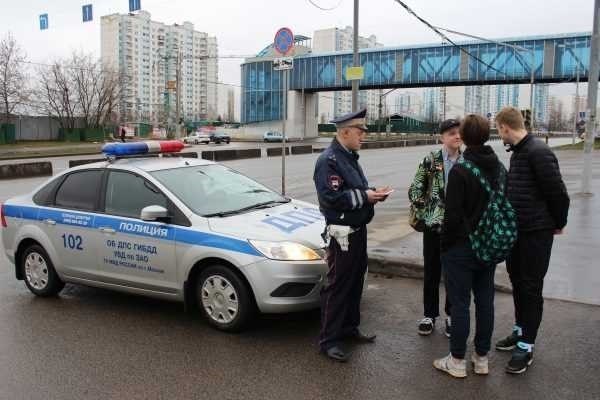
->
[582,0,600,195]
[378,88,397,136]
[529,50,535,133]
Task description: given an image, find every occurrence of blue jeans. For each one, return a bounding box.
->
[442,244,496,359]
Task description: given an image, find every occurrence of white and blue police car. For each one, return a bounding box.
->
[1,141,327,331]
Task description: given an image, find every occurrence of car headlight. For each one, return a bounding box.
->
[249,240,322,261]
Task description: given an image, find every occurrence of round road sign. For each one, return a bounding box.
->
[274,27,294,55]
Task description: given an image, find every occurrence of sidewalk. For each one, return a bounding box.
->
[0,142,105,160]
[367,149,600,305]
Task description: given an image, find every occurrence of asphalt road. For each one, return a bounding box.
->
[1,138,599,400]
[0,265,598,400]
[0,137,590,303]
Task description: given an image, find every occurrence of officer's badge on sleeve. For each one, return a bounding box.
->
[328,175,342,191]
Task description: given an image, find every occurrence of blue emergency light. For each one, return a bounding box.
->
[102,140,184,157]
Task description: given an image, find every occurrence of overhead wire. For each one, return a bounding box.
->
[306,0,344,11]
[391,0,507,77]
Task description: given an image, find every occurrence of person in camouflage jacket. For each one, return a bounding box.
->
[408,119,462,337]
[408,149,446,231]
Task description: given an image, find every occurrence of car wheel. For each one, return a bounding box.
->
[197,265,255,332]
[226,140,230,144]
[21,244,64,297]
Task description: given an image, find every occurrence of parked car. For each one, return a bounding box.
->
[183,132,210,145]
[1,141,326,332]
[263,131,283,142]
[210,132,231,144]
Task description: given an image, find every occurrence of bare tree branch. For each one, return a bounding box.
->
[0,32,29,124]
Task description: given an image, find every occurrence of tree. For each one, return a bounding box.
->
[0,32,29,124]
[37,61,77,130]
[36,52,122,130]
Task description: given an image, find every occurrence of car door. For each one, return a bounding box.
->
[95,170,179,293]
[40,169,104,279]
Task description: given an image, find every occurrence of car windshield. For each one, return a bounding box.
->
[150,164,288,217]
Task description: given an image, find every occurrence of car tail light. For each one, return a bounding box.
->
[1,204,7,228]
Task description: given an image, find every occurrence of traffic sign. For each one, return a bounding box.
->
[39,14,48,30]
[274,28,294,55]
[273,57,293,71]
[345,66,364,81]
[82,4,93,22]
[129,0,141,12]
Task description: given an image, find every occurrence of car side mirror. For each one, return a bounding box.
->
[141,205,169,222]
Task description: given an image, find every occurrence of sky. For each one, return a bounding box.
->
[0,0,594,111]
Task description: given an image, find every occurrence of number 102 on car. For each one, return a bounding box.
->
[62,234,83,250]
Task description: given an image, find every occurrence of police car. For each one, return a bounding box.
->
[1,141,327,332]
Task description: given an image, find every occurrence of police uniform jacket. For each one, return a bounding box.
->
[313,138,374,227]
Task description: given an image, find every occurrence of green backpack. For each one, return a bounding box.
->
[460,160,518,265]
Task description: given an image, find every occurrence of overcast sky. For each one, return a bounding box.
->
[0,0,593,98]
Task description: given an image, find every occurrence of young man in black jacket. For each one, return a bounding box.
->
[495,107,570,374]
[433,114,503,378]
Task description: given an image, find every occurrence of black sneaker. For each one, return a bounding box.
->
[506,346,534,374]
[445,317,451,338]
[496,331,521,351]
[418,317,435,336]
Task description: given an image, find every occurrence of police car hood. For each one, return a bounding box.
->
[207,200,326,249]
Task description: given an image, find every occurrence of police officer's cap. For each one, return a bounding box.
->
[331,108,368,132]
[439,118,460,134]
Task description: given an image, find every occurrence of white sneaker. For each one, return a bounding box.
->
[471,353,489,375]
[433,353,467,378]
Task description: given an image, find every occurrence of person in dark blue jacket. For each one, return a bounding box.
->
[313,108,391,362]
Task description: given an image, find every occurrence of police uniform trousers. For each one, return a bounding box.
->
[319,226,368,351]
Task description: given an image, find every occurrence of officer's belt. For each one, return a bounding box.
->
[323,224,359,251]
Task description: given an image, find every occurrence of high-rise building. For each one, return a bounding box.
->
[534,84,550,126]
[101,11,218,125]
[495,85,520,114]
[394,92,421,116]
[465,84,519,121]
[422,88,443,123]
[465,86,493,116]
[217,84,237,122]
[313,26,383,122]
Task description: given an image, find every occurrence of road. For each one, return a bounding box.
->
[1,138,599,400]
[1,137,592,303]
[0,263,598,400]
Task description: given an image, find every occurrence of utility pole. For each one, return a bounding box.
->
[582,0,600,194]
[352,0,359,112]
[175,51,182,139]
[574,63,580,145]
[378,93,383,136]
[529,50,535,134]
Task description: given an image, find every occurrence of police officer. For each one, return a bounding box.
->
[313,108,391,362]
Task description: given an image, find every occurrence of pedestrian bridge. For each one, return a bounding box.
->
[240,32,592,134]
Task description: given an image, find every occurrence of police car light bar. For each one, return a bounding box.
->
[102,140,184,157]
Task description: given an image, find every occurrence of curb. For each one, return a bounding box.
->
[0,161,53,180]
[367,253,513,294]
[0,136,443,162]
[0,150,103,161]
